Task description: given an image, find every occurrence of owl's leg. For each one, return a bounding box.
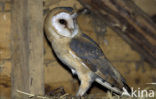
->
[76,81,92,96]
[76,72,94,96]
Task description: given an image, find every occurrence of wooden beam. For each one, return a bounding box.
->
[78,0,156,66]
[11,0,44,98]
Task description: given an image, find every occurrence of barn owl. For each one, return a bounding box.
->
[44,7,131,96]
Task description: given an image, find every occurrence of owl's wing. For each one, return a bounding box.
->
[70,33,131,94]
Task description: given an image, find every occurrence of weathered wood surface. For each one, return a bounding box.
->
[11,0,44,98]
[78,0,156,66]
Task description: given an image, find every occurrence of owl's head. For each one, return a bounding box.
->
[44,7,79,40]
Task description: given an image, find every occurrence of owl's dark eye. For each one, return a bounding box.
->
[59,19,67,25]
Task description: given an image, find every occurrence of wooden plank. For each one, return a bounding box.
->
[11,0,44,98]
[78,0,156,66]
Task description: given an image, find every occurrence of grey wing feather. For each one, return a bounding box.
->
[70,33,131,93]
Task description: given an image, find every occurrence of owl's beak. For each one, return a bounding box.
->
[69,28,74,33]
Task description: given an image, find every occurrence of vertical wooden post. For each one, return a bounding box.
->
[11,0,44,98]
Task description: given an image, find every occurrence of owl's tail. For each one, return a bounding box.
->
[95,78,131,96]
